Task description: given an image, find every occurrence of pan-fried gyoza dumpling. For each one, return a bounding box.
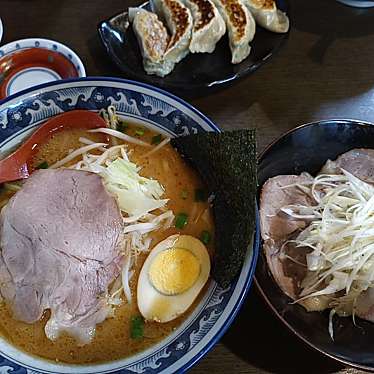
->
[151,0,193,64]
[184,0,226,54]
[211,0,255,64]
[129,8,174,77]
[244,0,289,33]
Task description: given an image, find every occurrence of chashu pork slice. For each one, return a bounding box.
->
[321,148,374,184]
[0,169,124,345]
[261,149,374,317]
[211,0,255,64]
[260,174,315,300]
[184,0,226,53]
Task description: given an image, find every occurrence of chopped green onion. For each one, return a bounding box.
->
[135,128,145,136]
[181,190,188,200]
[130,315,144,339]
[117,120,128,133]
[36,161,49,169]
[195,188,207,202]
[175,213,188,229]
[151,134,163,145]
[200,230,211,245]
[4,182,22,192]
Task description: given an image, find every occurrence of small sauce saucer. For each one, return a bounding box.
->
[0,38,86,99]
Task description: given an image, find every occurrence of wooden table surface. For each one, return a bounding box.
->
[2,0,374,373]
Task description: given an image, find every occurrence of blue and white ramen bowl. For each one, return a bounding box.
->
[0,77,260,374]
[336,0,374,7]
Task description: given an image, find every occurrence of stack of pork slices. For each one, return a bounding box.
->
[129,0,289,77]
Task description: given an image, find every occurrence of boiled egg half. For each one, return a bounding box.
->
[137,234,211,322]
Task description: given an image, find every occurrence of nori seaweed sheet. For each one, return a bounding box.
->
[171,129,257,287]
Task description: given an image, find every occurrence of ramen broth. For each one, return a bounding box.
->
[0,123,214,364]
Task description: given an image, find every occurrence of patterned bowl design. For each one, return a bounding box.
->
[0,77,260,374]
[336,0,374,7]
[0,38,86,78]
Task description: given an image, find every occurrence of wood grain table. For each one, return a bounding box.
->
[2,0,374,373]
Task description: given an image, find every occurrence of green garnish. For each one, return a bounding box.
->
[195,188,207,202]
[130,315,144,339]
[135,128,145,136]
[181,190,188,200]
[117,120,128,133]
[151,134,163,145]
[3,182,22,192]
[200,230,211,245]
[175,213,188,229]
[36,161,49,169]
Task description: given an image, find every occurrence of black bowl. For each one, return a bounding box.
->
[256,119,374,372]
[97,0,289,98]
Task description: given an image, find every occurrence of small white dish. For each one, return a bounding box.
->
[0,38,86,99]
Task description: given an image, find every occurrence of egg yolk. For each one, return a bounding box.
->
[149,247,200,295]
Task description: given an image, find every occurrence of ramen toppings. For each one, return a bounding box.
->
[0,111,215,363]
[0,107,257,364]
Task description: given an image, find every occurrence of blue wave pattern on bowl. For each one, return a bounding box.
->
[0,86,205,139]
[0,78,259,374]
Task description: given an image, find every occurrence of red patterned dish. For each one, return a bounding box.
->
[0,48,78,99]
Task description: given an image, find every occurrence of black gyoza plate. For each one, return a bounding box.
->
[256,119,374,371]
[98,0,289,98]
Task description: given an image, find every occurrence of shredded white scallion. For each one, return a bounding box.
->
[282,169,374,332]
[121,253,134,304]
[329,309,336,340]
[78,137,107,152]
[142,137,171,158]
[88,128,151,147]
[49,143,107,169]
